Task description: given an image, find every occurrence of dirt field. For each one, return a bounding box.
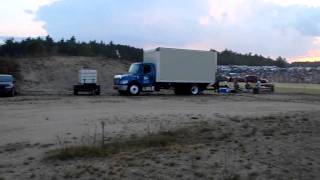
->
[0,93,319,180]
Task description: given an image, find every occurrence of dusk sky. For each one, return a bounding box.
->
[1,0,320,62]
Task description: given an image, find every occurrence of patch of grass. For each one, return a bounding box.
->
[46,131,181,161]
[45,122,214,161]
[274,83,320,95]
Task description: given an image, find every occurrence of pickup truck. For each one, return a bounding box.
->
[114,47,217,95]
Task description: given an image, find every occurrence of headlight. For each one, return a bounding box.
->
[119,80,128,84]
[114,75,122,79]
[5,84,13,89]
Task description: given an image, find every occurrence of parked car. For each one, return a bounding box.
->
[0,74,16,97]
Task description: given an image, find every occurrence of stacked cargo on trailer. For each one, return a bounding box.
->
[74,69,100,95]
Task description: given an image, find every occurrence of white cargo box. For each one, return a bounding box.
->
[78,69,97,84]
[144,47,217,83]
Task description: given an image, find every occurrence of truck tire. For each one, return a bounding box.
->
[128,83,141,96]
[190,84,200,95]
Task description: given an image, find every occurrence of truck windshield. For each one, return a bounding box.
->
[128,64,142,74]
[0,76,12,82]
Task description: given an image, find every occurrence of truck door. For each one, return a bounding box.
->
[142,64,155,90]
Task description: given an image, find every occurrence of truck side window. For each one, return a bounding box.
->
[143,65,151,74]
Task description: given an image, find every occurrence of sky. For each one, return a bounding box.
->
[0,0,320,62]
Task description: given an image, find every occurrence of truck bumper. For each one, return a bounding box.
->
[0,88,13,96]
[0,88,12,93]
[113,85,128,91]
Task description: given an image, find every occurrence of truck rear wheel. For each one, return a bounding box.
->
[128,84,141,96]
[190,84,200,95]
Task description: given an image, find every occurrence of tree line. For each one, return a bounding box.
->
[291,61,320,67]
[0,36,292,67]
[218,49,289,68]
[0,36,143,61]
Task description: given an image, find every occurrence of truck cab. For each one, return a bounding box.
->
[0,74,16,97]
[114,63,156,95]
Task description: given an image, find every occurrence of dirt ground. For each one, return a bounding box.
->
[0,93,320,180]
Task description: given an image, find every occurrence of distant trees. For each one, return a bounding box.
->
[218,49,289,67]
[291,61,320,67]
[0,36,143,61]
[0,36,295,67]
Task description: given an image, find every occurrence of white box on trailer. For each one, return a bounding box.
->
[144,47,217,83]
[79,70,97,84]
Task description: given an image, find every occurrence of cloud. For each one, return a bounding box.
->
[37,0,208,47]
[269,0,320,7]
[34,0,320,61]
[0,0,60,37]
[24,9,34,15]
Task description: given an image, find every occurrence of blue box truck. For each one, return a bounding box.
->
[113,47,217,95]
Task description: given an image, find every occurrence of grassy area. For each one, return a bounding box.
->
[45,122,217,161]
[45,131,184,160]
[274,83,320,94]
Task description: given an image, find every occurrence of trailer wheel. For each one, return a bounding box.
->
[95,86,101,95]
[190,84,200,95]
[128,84,141,96]
[73,88,78,95]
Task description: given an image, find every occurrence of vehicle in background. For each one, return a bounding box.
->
[73,69,100,95]
[244,75,274,94]
[114,47,217,95]
[245,75,258,83]
[0,74,16,97]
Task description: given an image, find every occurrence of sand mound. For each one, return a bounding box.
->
[15,56,130,94]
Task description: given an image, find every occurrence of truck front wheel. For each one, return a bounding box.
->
[128,84,141,96]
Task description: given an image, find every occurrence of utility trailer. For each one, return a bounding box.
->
[73,69,100,95]
[113,47,217,95]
